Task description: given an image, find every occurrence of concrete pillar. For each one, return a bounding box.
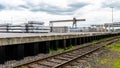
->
[83,37,86,44]
[16,44,24,60]
[66,39,70,47]
[91,36,94,41]
[77,38,80,45]
[44,41,50,53]
[50,40,58,50]
[39,41,50,54]
[69,38,72,46]
[93,36,95,40]
[96,35,98,40]
[33,43,39,55]
[39,42,44,53]
[5,45,16,60]
[24,43,39,56]
[99,35,102,39]
[0,46,5,64]
[63,39,66,49]
[94,36,97,40]
[90,36,93,42]
[75,38,77,45]
[55,40,59,50]
[71,38,76,46]
[79,37,82,45]
[87,36,90,42]
[86,37,89,43]
[80,37,84,44]
[58,40,63,48]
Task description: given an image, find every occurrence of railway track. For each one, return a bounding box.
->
[13,37,119,68]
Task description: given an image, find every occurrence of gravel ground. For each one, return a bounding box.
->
[63,48,110,68]
[0,53,54,68]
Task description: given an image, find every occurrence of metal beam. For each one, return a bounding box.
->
[50,19,85,23]
[49,18,86,28]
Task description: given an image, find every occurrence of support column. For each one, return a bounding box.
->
[71,38,77,46]
[89,36,92,42]
[79,37,82,45]
[69,38,72,46]
[44,41,50,53]
[54,40,58,50]
[50,40,58,50]
[33,43,39,55]
[58,40,63,48]
[72,38,74,46]
[80,37,84,44]
[94,36,97,40]
[63,39,66,49]
[66,39,70,47]
[82,37,86,44]
[16,44,24,60]
[87,36,90,42]
[5,45,16,60]
[0,46,5,64]
[75,38,77,45]
[24,43,39,56]
[77,38,80,45]
[85,36,89,43]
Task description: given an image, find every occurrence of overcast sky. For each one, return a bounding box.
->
[0,0,120,27]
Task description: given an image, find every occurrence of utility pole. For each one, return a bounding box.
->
[111,7,114,32]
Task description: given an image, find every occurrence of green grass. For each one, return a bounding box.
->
[112,57,120,68]
[97,55,111,65]
[99,58,110,64]
[109,42,120,52]
[50,36,119,54]
[50,48,64,54]
[50,44,74,54]
[109,42,120,68]
[98,56,120,68]
[98,41,120,68]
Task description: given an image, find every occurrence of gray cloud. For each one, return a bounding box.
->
[69,2,88,9]
[30,2,88,15]
[19,5,29,9]
[0,1,88,15]
[0,4,6,11]
[102,2,120,10]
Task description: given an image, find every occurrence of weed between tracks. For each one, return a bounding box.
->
[50,36,119,54]
[97,41,120,68]
[50,44,74,54]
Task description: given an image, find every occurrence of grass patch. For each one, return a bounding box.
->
[98,56,111,65]
[112,57,120,68]
[97,41,120,68]
[50,48,64,54]
[50,36,119,54]
[50,44,74,54]
[108,41,120,68]
[92,36,116,44]
[98,56,120,68]
[107,42,120,52]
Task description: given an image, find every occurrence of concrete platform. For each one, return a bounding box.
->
[0,32,118,46]
[0,32,120,64]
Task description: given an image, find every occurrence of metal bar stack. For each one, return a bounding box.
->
[0,21,50,33]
